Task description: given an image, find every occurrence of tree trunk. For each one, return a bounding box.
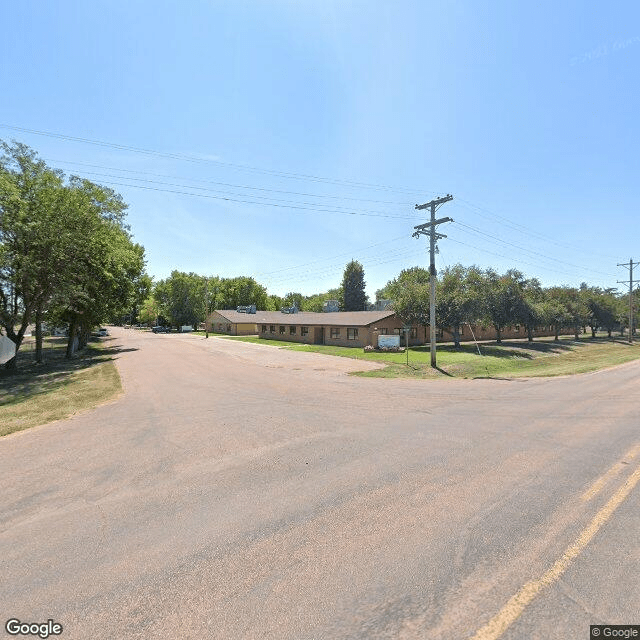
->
[453,325,460,349]
[574,324,579,340]
[495,327,502,344]
[527,325,533,342]
[607,328,612,337]
[66,317,78,359]
[35,307,44,363]
[591,327,596,338]
[554,324,559,341]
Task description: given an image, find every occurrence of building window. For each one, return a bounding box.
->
[262,325,266,333]
[289,326,296,335]
[347,328,358,340]
[301,326,308,336]
[330,327,340,339]
[515,325,520,332]
[410,327,417,339]
[270,325,275,333]
[227,324,231,332]
[279,325,285,334]
[393,328,401,335]
[380,327,389,335]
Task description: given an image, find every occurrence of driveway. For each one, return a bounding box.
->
[1,327,639,639]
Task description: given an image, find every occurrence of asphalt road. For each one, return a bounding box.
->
[1,327,639,639]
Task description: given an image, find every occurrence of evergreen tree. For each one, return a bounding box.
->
[341,260,368,311]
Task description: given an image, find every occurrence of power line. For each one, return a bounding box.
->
[260,234,408,276]
[59,169,412,218]
[454,197,620,260]
[452,221,618,278]
[45,158,416,207]
[77,178,419,220]
[261,245,425,287]
[0,123,436,196]
[446,235,601,281]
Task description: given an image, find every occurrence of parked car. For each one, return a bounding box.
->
[152,326,170,333]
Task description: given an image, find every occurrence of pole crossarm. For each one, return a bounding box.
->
[413,230,446,240]
[415,194,453,210]
[413,217,453,230]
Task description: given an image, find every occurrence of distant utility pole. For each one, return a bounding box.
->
[413,194,453,367]
[617,258,639,344]
[204,277,209,338]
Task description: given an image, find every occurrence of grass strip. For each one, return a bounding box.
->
[0,337,122,437]
[219,335,640,379]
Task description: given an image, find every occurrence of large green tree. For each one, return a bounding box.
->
[376,266,430,302]
[0,142,67,366]
[341,260,368,311]
[155,271,206,328]
[0,141,146,366]
[436,265,484,348]
[483,269,527,343]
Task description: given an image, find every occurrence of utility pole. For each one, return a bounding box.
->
[204,276,209,338]
[617,259,639,344]
[413,194,453,367]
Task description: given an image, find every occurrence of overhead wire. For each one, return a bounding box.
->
[453,197,620,260]
[59,169,414,218]
[3,123,624,290]
[0,123,436,196]
[452,221,618,278]
[75,178,420,220]
[44,158,416,207]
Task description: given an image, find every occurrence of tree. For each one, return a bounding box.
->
[377,266,430,302]
[283,291,303,310]
[391,278,430,332]
[341,260,368,311]
[51,179,145,357]
[303,288,342,312]
[483,269,526,343]
[436,265,484,348]
[0,143,147,366]
[517,278,544,342]
[155,271,206,328]
[0,142,69,366]
[138,295,160,326]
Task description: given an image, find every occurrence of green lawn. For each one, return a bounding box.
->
[219,334,640,379]
[0,336,122,437]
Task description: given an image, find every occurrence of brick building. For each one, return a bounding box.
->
[206,309,573,347]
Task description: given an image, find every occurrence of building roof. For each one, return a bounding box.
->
[211,309,396,327]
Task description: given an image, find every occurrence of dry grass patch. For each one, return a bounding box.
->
[0,337,122,437]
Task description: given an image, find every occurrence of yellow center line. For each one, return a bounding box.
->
[581,442,640,503]
[470,462,640,640]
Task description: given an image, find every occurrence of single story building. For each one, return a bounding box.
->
[206,309,575,347]
[206,309,425,347]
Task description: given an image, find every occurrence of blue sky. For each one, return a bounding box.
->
[2,1,638,299]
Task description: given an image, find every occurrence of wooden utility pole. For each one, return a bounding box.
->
[413,195,453,367]
[617,259,639,343]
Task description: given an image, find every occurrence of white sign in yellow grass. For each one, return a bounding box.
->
[0,336,16,364]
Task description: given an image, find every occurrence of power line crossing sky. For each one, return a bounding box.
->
[2,1,638,297]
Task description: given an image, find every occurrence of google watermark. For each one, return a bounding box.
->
[5,619,63,639]
[571,36,640,65]
[591,625,640,638]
